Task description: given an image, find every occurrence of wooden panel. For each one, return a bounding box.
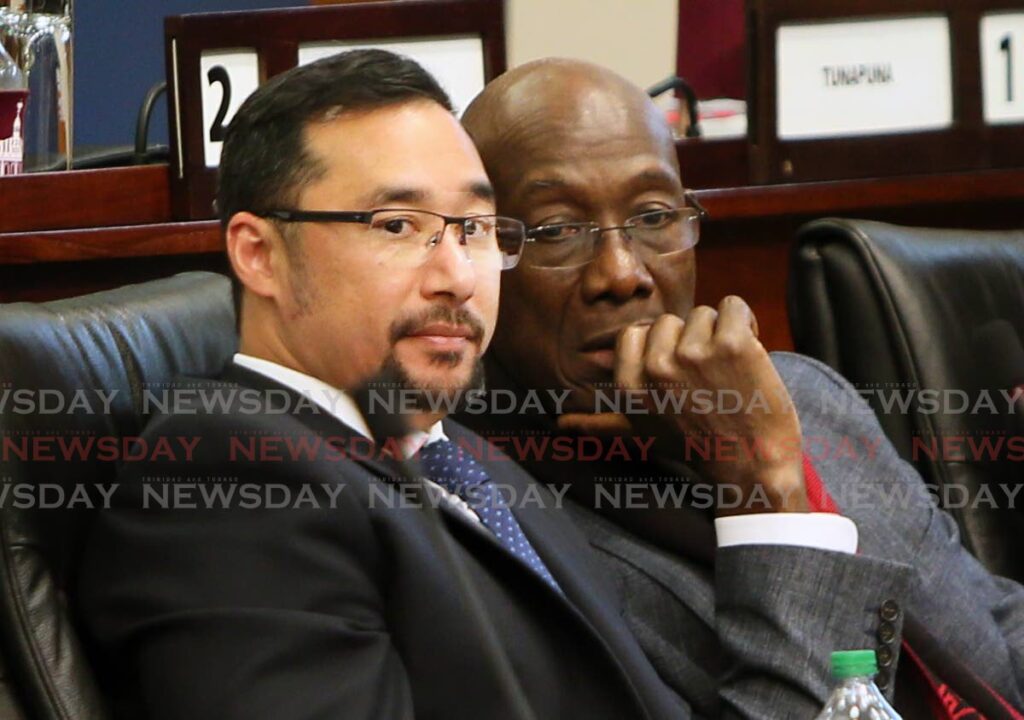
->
[695,167,1024,219]
[0,222,220,265]
[676,138,749,189]
[6,166,1019,266]
[0,164,1021,350]
[696,223,794,351]
[0,166,172,233]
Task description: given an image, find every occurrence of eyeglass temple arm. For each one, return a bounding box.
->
[261,210,375,224]
[684,190,709,219]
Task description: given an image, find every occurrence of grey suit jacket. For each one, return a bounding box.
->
[466,352,1024,718]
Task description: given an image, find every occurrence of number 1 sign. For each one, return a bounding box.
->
[982,12,1024,124]
[746,0,1024,183]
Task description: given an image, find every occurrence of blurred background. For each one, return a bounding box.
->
[72,0,742,150]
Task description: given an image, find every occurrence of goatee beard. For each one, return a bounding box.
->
[376,352,487,414]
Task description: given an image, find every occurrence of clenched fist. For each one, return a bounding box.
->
[559,296,808,516]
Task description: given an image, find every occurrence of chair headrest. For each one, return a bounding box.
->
[0,271,238,575]
[791,219,1024,417]
[0,271,238,720]
[0,270,237,435]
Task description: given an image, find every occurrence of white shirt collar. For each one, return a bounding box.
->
[232,353,447,453]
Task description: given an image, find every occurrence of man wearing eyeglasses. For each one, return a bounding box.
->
[458,59,1024,718]
[79,50,703,720]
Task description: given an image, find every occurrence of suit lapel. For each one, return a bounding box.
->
[444,419,661,623]
[219,364,549,568]
[445,422,668,720]
[219,363,404,482]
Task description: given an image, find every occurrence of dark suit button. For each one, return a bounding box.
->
[876,667,892,690]
[880,599,900,622]
[877,621,896,644]
[876,645,894,667]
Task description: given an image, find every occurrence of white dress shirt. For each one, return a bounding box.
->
[232,353,480,524]
[232,353,857,552]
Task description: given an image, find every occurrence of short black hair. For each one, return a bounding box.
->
[217,49,454,317]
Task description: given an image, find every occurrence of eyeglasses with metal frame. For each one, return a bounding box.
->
[521,191,708,269]
[261,207,528,270]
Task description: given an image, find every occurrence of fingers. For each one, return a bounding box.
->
[556,412,633,437]
[679,296,761,366]
[714,295,759,344]
[615,297,761,389]
[615,322,651,390]
[642,315,686,383]
[677,306,718,363]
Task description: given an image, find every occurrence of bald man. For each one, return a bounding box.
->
[457,59,1024,718]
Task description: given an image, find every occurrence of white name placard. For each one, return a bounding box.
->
[200,49,260,167]
[981,12,1024,125]
[776,16,953,140]
[298,36,485,117]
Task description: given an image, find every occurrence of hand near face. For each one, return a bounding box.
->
[559,296,807,516]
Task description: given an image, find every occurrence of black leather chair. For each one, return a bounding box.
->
[789,218,1024,582]
[0,272,237,719]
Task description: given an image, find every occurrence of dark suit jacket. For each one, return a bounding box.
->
[77,364,691,720]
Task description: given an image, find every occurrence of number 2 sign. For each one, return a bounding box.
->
[199,50,259,167]
[982,12,1024,124]
[164,1,505,220]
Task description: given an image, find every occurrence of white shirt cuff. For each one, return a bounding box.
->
[715,513,858,554]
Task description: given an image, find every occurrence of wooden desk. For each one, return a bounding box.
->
[2,161,1022,350]
[0,166,226,302]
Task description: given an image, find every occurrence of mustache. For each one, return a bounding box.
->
[389,305,486,345]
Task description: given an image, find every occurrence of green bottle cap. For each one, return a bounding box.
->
[831,650,878,679]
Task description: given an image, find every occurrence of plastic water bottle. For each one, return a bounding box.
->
[815,650,902,720]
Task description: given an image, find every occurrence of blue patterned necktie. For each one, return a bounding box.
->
[417,439,562,594]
